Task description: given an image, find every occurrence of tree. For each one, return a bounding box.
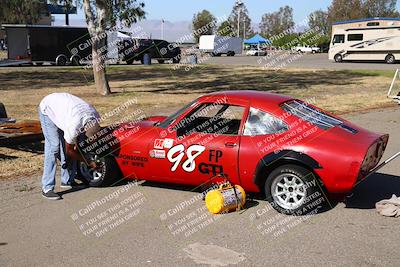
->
[217,21,235,37]
[363,0,399,17]
[229,1,254,39]
[192,10,216,43]
[327,0,364,25]
[51,0,145,96]
[0,0,45,24]
[308,10,329,36]
[259,6,295,37]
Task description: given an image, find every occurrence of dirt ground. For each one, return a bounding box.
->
[0,65,396,179]
[0,107,399,266]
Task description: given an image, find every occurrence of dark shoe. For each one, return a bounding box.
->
[42,190,61,200]
[60,180,83,189]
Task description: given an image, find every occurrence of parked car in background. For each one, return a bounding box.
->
[246,49,267,56]
[293,45,320,53]
[121,38,181,64]
[199,35,243,56]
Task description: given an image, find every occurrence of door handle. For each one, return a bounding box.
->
[225,142,237,148]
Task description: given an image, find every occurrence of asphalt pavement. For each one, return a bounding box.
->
[205,53,400,71]
[1,107,400,266]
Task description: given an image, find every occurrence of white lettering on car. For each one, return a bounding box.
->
[167,144,205,172]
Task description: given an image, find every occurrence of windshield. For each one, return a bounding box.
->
[158,99,197,128]
[281,100,343,130]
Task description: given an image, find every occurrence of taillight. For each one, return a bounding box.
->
[359,135,389,179]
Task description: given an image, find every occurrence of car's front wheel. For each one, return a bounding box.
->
[78,156,121,187]
[265,164,325,215]
[334,54,343,63]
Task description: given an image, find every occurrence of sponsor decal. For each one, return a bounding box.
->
[154,139,165,149]
[118,154,148,168]
[163,138,174,149]
[167,144,205,172]
[150,149,166,159]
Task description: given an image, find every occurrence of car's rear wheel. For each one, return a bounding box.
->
[385,54,395,64]
[264,164,325,215]
[56,55,67,66]
[157,59,165,64]
[334,54,343,63]
[78,156,122,187]
[71,55,81,66]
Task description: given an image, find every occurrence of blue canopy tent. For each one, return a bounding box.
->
[244,34,271,49]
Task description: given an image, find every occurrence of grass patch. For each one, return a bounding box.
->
[0,65,395,179]
[344,69,397,78]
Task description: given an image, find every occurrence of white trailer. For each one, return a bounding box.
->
[329,18,400,64]
[199,35,243,56]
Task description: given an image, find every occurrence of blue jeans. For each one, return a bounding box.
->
[39,108,76,192]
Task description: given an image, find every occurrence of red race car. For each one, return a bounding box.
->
[79,91,389,214]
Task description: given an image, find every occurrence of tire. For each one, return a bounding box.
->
[227,51,235,57]
[385,54,395,64]
[126,59,134,65]
[334,54,343,63]
[56,55,67,66]
[172,57,180,63]
[157,59,165,64]
[0,102,7,118]
[78,156,122,187]
[71,56,81,66]
[35,62,43,66]
[264,164,326,215]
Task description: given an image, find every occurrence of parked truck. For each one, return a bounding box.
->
[2,24,92,66]
[199,35,243,56]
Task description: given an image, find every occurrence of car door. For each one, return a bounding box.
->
[147,98,249,187]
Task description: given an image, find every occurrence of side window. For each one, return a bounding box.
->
[243,107,288,136]
[367,22,379,26]
[348,34,363,41]
[332,34,345,44]
[176,103,245,137]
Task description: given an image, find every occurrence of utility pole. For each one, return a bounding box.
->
[161,19,164,39]
[243,20,246,39]
[236,1,243,38]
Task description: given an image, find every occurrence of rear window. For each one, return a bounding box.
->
[281,100,343,130]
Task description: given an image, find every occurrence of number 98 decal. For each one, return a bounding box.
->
[167,144,205,172]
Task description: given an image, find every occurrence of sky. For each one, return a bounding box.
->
[56,0,334,24]
[53,0,400,41]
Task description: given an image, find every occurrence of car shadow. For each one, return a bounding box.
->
[345,172,400,209]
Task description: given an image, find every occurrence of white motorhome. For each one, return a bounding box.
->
[329,18,400,64]
[199,35,243,56]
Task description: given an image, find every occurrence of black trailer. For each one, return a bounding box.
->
[1,24,92,66]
